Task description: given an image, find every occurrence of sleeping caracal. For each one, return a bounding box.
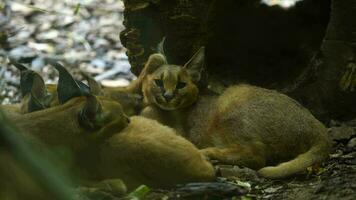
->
[140,47,332,179]
[0,63,214,198]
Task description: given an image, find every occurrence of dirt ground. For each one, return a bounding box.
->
[143,122,356,200]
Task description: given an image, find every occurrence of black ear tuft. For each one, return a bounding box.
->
[49,60,85,104]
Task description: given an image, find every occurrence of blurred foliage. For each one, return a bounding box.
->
[0,109,77,199]
[74,3,82,15]
[125,185,150,200]
[339,62,356,92]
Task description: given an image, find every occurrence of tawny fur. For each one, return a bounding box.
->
[0,95,214,198]
[100,116,215,189]
[0,152,53,200]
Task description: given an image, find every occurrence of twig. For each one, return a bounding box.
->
[0,65,6,86]
[0,65,6,104]
[10,1,66,15]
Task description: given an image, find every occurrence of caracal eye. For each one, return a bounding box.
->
[154,79,164,87]
[176,81,187,89]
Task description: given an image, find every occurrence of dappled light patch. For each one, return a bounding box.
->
[261,0,303,8]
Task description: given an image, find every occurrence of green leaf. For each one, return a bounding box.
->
[74,3,81,15]
[240,196,252,200]
[127,185,150,200]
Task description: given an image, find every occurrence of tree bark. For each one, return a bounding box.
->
[121,0,329,83]
[290,0,356,121]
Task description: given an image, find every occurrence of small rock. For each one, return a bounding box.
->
[93,38,109,49]
[9,45,35,59]
[345,119,356,127]
[217,165,261,182]
[85,65,104,74]
[28,41,55,53]
[329,120,342,127]
[36,29,60,40]
[101,79,130,87]
[341,152,356,165]
[342,152,356,159]
[176,182,248,198]
[347,138,356,148]
[55,15,75,27]
[91,58,107,69]
[94,179,127,196]
[31,57,45,71]
[10,2,33,15]
[113,61,130,73]
[329,149,343,158]
[263,186,282,194]
[328,126,356,141]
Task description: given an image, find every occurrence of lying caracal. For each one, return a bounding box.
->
[140,46,332,179]
[0,62,214,197]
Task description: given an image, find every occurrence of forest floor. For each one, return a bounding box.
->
[144,121,356,200]
[1,1,355,200]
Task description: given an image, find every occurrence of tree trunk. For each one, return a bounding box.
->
[120,0,356,121]
[290,0,356,121]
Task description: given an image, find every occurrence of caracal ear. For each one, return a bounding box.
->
[144,53,167,74]
[145,36,168,73]
[27,73,48,112]
[81,71,102,95]
[50,60,87,104]
[30,72,46,99]
[10,58,51,112]
[183,46,205,83]
[9,58,36,96]
[78,94,103,131]
[156,37,166,56]
[27,93,45,112]
[144,36,168,74]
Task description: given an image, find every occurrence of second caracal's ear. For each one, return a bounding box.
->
[10,58,50,112]
[30,71,46,99]
[9,58,36,96]
[144,53,167,74]
[156,37,166,57]
[78,95,128,140]
[183,47,205,83]
[27,72,48,112]
[78,94,103,131]
[143,37,168,74]
[50,60,88,104]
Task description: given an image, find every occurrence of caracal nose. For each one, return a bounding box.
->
[163,91,174,102]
